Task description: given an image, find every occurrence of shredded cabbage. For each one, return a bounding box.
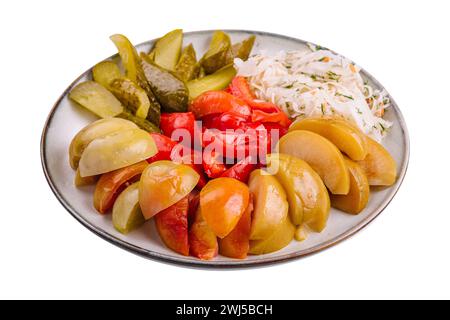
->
[235,44,392,141]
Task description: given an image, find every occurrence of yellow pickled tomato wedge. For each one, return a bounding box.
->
[74,168,98,187]
[248,169,289,240]
[249,213,295,255]
[112,182,145,234]
[294,225,309,242]
[277,130,350,195]
[69,118,137,169]
[331,157,370,215]
[139,161,199,220]
[267,153,330,232]
[78,128,157,177]
[289,117,368,161]
[357,137,397,186]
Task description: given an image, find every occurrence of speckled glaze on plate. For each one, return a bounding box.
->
[41,30,409,268]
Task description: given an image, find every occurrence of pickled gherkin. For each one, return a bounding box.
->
[175,44,199,82]
[69,81,123,118]
[152,29,183,71]
[141,84,161,126]
[110,35,152,93]
[200,31,231,74]
[141,53,189,113]
[110,34,141,83]
[229,35,256,62]
[117,110,160,133]
[92,61,122,90]
[110,34,161,125]
[109,78,150,119]
[198,67,206,79]
[147,49,156,61]
[187,64,236,99]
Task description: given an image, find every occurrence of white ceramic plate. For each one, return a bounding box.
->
[41,30,409,268]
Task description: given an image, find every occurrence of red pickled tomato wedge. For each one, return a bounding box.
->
[187,190,200,228]
[170,143,208,189]
[219,194,253,259]
[154,196,190,256]
[93,161,148,214]
[189,207,218,260]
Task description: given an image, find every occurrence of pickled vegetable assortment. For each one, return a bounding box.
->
[67,29,397,260]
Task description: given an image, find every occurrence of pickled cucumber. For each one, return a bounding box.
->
[110,34,161,125]
[175,44,199,82]
[92,61,122,90]
[200,31,231,74]
[152,29,183,71]
[110,35,153,92]
[110,78,150,119]
[117,110,160,133]
[198,66,206,79]
[142,85,161,125]
[69,81,123,118]
[141,53,189,113]
[187,64,236,99]
[109,78,150,119]
[110,34,141,83]
[230,35,256,61]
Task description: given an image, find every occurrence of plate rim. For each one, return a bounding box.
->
[40,29,410,269]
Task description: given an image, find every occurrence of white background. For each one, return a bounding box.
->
[1,0,449,300]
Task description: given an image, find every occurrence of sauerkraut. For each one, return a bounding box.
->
[235,44,392,141]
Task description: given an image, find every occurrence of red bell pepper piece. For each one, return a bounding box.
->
[201,111,250,131]
[251,109,292,127]
[220,156,256,183]
[229,76,255,103]
[257,122,289,139]
[146,133,178,163]
[160,112,200,147]
[224,85,233,94]
[202,149,228,178]
[229,76,292,127]
[202,128,254,160]
[189,91,251,119]
[202,122,287,162]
